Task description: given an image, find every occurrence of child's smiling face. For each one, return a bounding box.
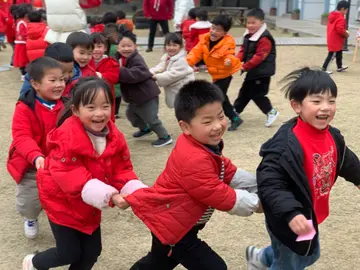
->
[117,37,136,58]
[246,16,263,34]
[209,24,226,42]
[73,46,93,67]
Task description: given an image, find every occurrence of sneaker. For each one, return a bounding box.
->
[145,48,153,53]
[265,109,279,127]
[325,70,333,74]
[23,254,35,270]
[151,136,173,147]
[132,128,152,138]
[21,75,25,81]
[246,246,267,270]
[228,117,243,131]
[337,66,348,72]
[24,219,38,239]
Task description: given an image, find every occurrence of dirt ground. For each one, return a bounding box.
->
[0,45,359,270]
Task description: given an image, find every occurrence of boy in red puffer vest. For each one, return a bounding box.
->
[26,10,49,62]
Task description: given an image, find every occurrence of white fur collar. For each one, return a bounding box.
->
[189,21,212,30]
[161,49,186,61]
[243,23,267,41]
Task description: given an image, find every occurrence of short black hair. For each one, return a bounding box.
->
[66,32,94,50]
[175,80,224,123]
[195,9,208,21]
[103,11,117,24]
[337,0,350,10]
[91,32,109,49]
[14,3,32,20]
[45,42,74,63]
[188,8,197,20]
[27,57,62,82]
[281,67,338,102]
[246,8,265,20]
[90,15,103,27]
[116,10,126,20]
[119,29,137,44]
[164,32,183,48]
[38,9,46,21]
[28,10,42,22]
[212,14,232,32]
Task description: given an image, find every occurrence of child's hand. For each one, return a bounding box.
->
[288,214,312,235]
[35,157,45,170]
[255,202,263,213]
[112,194,129,209]
[224,58,231,67]
[152,75,157,81]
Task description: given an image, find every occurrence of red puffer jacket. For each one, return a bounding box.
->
[26,22,49,62]
[7,91,65,183]
[0,9,6,33]
[126,134,237,245]
[37,115,137,234]
[327,11,347,52]
[143,0,174,20]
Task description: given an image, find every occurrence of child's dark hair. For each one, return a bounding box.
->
[66,32,94,50]
[280,67,337,102]
[57,77,114,127]
[38,9,46,21]
[45,42,74,63]
[28,10,42,23]
[246,8,265,21]
[27,57,62,82]
[212,15,232,32]
[164,33,183,48]
[119,29,137,44]
[10,5,19,17]
[116,10,126,20]
[337,0,350,10]
[90,15,103,27]
[188,8,197,20]
[103,11,117,24]
[14,3,32,20]
[175,80,224,123]
[195,9,208,21]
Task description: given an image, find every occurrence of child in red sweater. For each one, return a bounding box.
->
[181,7,197,53]
[7,57,65,240]
[89,15,104,33]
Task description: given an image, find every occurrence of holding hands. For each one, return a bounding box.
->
[112,194,130,209]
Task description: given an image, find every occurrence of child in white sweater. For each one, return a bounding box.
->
[151,33,195,108]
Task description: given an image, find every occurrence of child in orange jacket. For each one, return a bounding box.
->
[187,14,242,131]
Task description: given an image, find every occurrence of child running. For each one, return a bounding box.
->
[247,67,360,270]
[150,33,195,108]
[7,57,66,239]
[187,15,242,131]
[116,30,172,147]
[23,77,146,270]
[125,80,261,270]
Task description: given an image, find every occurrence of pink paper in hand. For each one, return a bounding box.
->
[296,220,316,242]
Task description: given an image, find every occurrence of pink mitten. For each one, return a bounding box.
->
[120,180,148,195]
[81,179,119,210]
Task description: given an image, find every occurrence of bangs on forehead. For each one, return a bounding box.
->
[306,72,338,98]
[81,86,111,106]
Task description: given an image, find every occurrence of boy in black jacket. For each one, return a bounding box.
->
[247,67,360,269]
[116,30,172,147]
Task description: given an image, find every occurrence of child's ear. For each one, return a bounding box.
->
[30,79,40,91]
[179,120,191,135]
[71,105,79,117]
[290,99,302,114]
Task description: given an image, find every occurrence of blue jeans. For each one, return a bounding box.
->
[260,232,320,270]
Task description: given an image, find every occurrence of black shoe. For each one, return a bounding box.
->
[146,48,153,52]
[133,129,152,138]
[151,136,173,147]
[337,66,348,72]
[228,118,243,131]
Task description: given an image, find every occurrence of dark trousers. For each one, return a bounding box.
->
[115,96,122,115]
[19,66,26,75]
[32,220,102,270]
[148,20,169,49]
[234,77,273,115]
[130,225,227,270]
[322,50,343,70]
[214,76,238,121]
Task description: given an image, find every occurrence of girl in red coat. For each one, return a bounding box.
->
[90,32,120,122]
[181,7,197,53]
[23,77,146,270]
[322,1,349,74]
[7,57,65,241]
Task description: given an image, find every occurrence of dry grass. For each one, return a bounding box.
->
[0,46,359,269]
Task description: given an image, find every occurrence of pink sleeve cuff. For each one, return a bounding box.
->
[120,180,148,195]
[81,179,119,210]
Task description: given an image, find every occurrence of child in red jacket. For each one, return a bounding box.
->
[23,77,145,270]
[89,15,104,33]
[322,1,349,74]
[189,8,211,50]
[90,32,120,122]
[7,57,65,240]
[181,7,197,53]
[125,80,261,270]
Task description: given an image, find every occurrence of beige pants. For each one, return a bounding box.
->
[16,170,42,219]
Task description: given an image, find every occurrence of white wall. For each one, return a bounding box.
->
[278,0,287,15]
[260,0,272,13]
[303,0,324,20]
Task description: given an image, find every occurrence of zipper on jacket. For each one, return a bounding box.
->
[339,144,346,171]
[8,146,16,159]
[304,212,313,256]
[167,244,175,257]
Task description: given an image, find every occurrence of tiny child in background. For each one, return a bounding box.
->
[91,32,120,121]
[189,8,211,51]
[116,10,134,32]
[187,15,242,131]
[102,11,117,25]
[150,33,195,108]
[126,80,261,270]
[23,77,146,270]
[181,7,197,53]
[248,67,360,270]
[116,30,173,147]
[234,8,279,128]
[7,57,66,240]
[322,0,349,74]
[89,15,104,33]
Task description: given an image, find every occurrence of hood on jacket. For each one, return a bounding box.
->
[189,20,212,30]
[328,11,344,24]
[27,22,47,40]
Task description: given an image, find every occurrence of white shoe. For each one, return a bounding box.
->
[22,254,35,270]
[21,75,25,81]
[325,70,333,74]
[337,66,348,72]
[246,246,267,270]
[24,219,38,239]
[265,109,279,127]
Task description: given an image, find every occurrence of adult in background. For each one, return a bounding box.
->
[174,0,194,33]
[43,0,102,43]
[143,0,173,52]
